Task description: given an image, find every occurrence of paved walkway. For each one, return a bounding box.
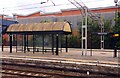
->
[1,47,119,65]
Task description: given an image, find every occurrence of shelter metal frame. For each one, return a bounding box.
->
[6,22,72,55]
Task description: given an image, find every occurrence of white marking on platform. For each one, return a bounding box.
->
[43,75,47,77]
[14,72,18,74]
[21,72,25,74]
[35,74,39,76]
[2,70,5,72]
[27,73,32,75]
[8,71,12,73]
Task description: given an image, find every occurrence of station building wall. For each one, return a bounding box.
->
[0,6,119,45]
[17,12,115,36]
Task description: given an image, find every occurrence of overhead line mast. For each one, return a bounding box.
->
[68,0,104,55]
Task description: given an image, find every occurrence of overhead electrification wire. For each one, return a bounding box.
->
[0,2,46,10]
[0,3,76,12]
[0,0,106,13]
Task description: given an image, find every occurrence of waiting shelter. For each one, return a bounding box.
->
[6,22,72,55]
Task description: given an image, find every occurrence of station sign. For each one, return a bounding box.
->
[97,32,108,35]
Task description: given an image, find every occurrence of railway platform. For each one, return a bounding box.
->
[1,47,119,66]
[1,47,120,78]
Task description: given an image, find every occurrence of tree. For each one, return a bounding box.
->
[104,19,114,49]
[113,12,120,32]
[113,11,120,49]
[78,17,114,49]
[78,17,101,49]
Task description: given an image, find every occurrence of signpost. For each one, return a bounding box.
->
[97,32,108,35]
[112,33,119,57]
[92,32,119,57]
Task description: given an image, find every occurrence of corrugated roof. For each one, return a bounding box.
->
[6,22,72,33]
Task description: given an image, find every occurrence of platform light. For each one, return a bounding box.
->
[114,0,118,3]
[113,34,119,37]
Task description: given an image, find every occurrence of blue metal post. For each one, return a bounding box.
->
[2,15,3,51]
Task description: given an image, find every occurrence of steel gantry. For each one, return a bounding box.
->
[68,0,104,55]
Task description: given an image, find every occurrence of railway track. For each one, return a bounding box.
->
[2,58,119,78]
[2,67,82,78]
[2,64,86,78]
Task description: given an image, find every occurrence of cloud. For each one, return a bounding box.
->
[0,0,117,16]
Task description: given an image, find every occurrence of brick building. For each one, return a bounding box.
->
[0,6,119,46]
[14,6,119,35]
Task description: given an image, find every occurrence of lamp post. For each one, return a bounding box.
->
[1,7,5,51]
[1,14,3,51]
[114,0,118,27]
[113,0,118,57]
[114,0,118,5]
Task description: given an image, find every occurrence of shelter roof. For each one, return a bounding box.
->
[6,22,72,34]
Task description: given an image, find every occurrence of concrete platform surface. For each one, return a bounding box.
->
[1,47,119,66]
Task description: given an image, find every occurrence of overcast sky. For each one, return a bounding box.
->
[0,0,119,16]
